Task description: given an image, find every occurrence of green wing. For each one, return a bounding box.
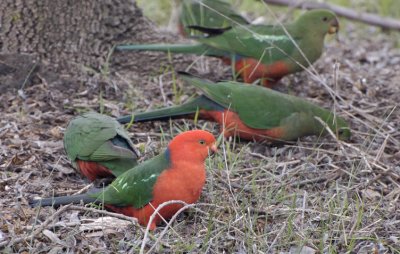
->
[93,151,171,208]
[179,73,321,129]
[179,73,350,140]
[180,0,249,35]
[64,112,138,163]
[195,24,301,65]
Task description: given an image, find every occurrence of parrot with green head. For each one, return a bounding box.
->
[117,72,351,142]
[178,0,249,36]
[31,130,217,230]
[64,112,139,182]
[117,9,339,87]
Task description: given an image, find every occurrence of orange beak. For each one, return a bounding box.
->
[210,143,218,153]
[328,17,339,34]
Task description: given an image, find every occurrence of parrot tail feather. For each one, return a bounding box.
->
[29,189,102,208]
[187,25,231,37]
[117,95,224,124]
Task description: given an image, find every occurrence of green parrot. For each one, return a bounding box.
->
[117,9,339,87]
[64,112,139,181]
[178,0,249,36]
[117,72,351,142]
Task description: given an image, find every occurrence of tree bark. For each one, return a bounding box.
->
[0,0,188,88]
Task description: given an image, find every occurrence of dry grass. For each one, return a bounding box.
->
[1,10,400,254]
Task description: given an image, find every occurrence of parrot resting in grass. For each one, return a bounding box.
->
[117,9,339,88]
[64,112,139,182]
[31,130,217,230]
[117,72,351,142]
[178,0,249,36]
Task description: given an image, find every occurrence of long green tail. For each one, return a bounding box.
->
[117,95,224,124]
[117,43,205,53]
[116,43,228,57]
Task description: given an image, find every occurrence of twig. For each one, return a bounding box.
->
[138,200,189,254]
[267,222,286,251]
[288,172,340,187]
[69,205,172,250]
[145,202,196,254]
[248,206,351,220]
[68,205,139,225]
[263,0,400,31]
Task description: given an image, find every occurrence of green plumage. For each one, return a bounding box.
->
[191,9,338,72]
[118,73,351,141]
[179,0,249,35]
[116,43,224,56]
[91,151,170,208]
[30,151,170,208]
[181,73,350,140]
[116,9,339,75]
[64,112,139,177]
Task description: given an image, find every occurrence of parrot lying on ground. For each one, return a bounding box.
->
[64,112,139,182]
[31,130,217,230]
[117,72,351,142]
[117,9,339,88]
[178,0,249,36]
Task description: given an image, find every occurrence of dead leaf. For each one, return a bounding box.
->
[361,188,382,200]
[51,164,75,174]
[42,229,68,246]
[50,126,63,139]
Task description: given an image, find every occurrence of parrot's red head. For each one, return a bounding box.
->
[168,130,217,163]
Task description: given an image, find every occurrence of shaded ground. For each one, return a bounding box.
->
[1,24,399,253]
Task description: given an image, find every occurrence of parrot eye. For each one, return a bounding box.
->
[322,17,328,22]
[198,140,206,145]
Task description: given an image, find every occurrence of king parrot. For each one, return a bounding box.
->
[117,72,351,142]
[64,112,139,182]
[117,9,339,87]
[31,130,217,230]
[178,0,249,36]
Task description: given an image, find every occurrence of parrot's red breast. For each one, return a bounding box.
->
[76,160,114,182]
[235,58,290,88]
[220,57,290,87]
[200,109,285,142]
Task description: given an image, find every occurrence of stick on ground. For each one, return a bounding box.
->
[263,0,400,31]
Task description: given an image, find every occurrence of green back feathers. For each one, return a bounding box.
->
[64,112,139,171]
[178,73,350,140]
[117,9,338,75]
[93,150,171,208]
[193,9,338,70]
[180,0,249,35]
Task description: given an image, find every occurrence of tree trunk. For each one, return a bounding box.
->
[0,0,189,88]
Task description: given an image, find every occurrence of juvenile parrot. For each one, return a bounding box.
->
[178,0,249,36]
[117,72,351,142]
[117,9,339,87]
[64,112,139,182]
[31,130,217,230]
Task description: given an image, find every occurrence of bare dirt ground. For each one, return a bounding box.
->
[1,24,399,253]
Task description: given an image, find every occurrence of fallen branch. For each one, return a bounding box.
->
[263,0,400,31]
